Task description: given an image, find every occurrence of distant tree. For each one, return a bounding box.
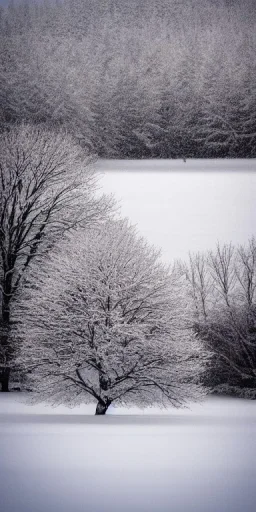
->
[208,241,256,394]
[15,219,206,414]
[0,123,111,391]
[183,240,256,396]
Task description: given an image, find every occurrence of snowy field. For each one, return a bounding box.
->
[97,159,256,262]
[1,394,256,512]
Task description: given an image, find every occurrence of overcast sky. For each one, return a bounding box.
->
[97,160,256,263]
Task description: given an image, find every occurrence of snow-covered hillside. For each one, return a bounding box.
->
[97,159,256,262]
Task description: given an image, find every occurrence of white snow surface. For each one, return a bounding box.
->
[0,394,256,512]
[96,158,256,172]
[97,159,256,262]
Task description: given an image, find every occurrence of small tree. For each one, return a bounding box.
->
[0,123,111,391]
[15,219,205,414]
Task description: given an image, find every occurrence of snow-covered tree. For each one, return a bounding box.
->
[0,123,111,391]
[183,239,256,396]
[15,219,206,414]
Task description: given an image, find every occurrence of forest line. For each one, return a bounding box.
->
[0,0,256,158]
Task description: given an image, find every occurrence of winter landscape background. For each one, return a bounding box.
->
[1,159,256,512]
[1,0,256,511]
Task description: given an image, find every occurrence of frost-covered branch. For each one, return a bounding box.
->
[0,123,112,390]
[15,218,206,413]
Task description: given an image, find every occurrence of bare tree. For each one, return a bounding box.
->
[184,240,256,396]
[15,219,206,414]
[182,252,211,323]
[0,123,111,391]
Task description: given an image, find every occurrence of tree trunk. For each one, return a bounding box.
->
[95,401,109,415]
[0,323,12,392]
[1,279,12,392]
[0,367,10,392]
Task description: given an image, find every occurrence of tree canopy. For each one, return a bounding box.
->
[15,219,206,413]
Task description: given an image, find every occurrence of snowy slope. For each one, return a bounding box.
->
[96,158,256,172]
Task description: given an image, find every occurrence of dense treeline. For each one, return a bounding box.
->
[1,0,256,158]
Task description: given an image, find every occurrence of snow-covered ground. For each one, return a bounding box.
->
[0,394,256,512]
